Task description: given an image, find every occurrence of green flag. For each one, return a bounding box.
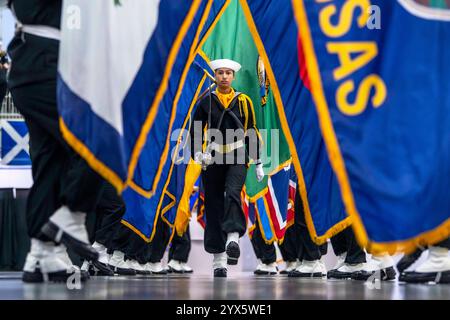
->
[201,0,290,199]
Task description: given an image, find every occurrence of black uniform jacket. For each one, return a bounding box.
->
[190,90,261,165]
[7,0,62,88]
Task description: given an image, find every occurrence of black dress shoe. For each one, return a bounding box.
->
[109,264,136,276]
[40,222,99,262]
[23,268,89,283]
[168,266,184,274]
[396,248,425,273]
[226,241,240,265]
[288,270,323,278]
[151,269,168,275]
[399,270,450,284]
[135,270,152,275]
[91,261,114,276]
[81,270,90,280]
[214,268,227,278]
[327,269,353,279]
[255,270,277,276]
[351,266,397,281]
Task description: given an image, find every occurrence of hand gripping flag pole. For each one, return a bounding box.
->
[203,76,213,171]
[193,61,216,170]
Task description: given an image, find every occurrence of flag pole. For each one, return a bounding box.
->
[196,82,216,102]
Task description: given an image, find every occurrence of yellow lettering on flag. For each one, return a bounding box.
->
[319,0,371,38]
[327,42,378,81]
[336,74,387,116]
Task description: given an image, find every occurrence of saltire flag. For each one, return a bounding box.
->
[241,0,350,246]
[121,52,210,241]
[58,0,206,194]
[0,120,30,166]
[245,0,450,254]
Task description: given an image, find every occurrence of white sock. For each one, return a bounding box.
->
[30,238,55,255]
[226,232,239,247]
[49,206,89,243]
[50,206,86,226]
[213,253,227,269]
[92,242,106,252]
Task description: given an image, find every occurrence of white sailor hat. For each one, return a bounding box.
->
[209,59,242,72]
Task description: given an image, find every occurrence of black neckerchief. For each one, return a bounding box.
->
[211,93,245,131]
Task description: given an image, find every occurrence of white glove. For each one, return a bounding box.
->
[194,152,204,164]
[255,163,264,182]
[195,152,213,169]
[203,152,212,166]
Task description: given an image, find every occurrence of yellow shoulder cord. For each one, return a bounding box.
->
[238,99,242,118]
[241,96,249,132]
